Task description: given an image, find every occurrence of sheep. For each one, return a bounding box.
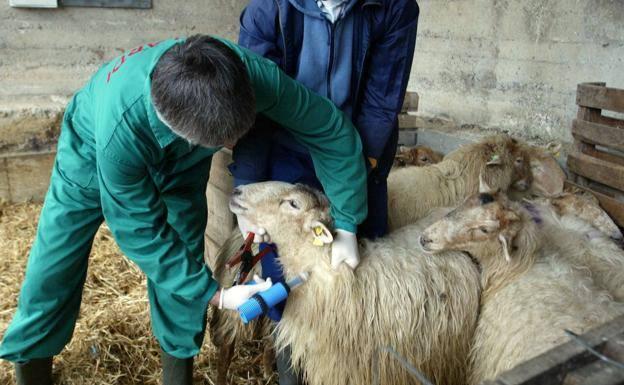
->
[516,197,624,302]
[207,230,274,384]
[517,142,566,197]
[229,181,482,385]
[393,145,443,168]
[510,142,622,240]
[419,189,624,385]
[532,190,623,241]
[387,134,530,230]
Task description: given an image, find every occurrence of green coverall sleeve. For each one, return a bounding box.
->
[97,126,219,304]
[247,57,368,232]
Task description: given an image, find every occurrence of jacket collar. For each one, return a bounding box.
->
[287,0,373,18]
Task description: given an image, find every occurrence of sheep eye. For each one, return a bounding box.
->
[479,227,489,234]
[288,200,300,210]
[420,157,429,162]
[515,158,524,165]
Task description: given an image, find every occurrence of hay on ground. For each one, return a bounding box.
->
[0,201,275,384]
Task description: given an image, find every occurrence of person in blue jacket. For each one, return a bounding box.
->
[229,0,419,383]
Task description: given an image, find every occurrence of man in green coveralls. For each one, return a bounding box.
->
[0,35,367,385]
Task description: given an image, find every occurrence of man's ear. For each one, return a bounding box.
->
[310,220,333,246]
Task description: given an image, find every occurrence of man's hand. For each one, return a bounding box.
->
[236,215,270,243]
[212,275,273,310]
[331,229,360,270]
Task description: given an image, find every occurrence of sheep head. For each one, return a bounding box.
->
[420,180,539,296]
[419,177,526,266]
[525,143,566,197]
[510,139,532,192]
[468,135,529,193]
[229,182,334,276]
[394,145,443,167]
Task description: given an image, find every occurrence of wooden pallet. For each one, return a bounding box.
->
[483,314,624,385]
[567,82,624,228]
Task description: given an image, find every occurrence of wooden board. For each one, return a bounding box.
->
[579,145,624,168]
[401,92,420,112]
[60,0,151,8]
[492,314,624,385]
[206,184,236,246]
[562,360,624,385]
[577,83,624,114]
[0,157,10,200]
[398,114,419,129]
[204,234,222,268]
[208,149,234,193]
[0,151,55,203]
[565,180,624,229]
[568,152,624,192]
[572,119,624,153]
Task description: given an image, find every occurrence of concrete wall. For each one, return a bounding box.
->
[408,0,624,142]
[0,0,247,113]
[1,0,624,146]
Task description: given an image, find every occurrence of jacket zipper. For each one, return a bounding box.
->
[353,5,374,113]
[274,0,289,69]
[327,21,336,100]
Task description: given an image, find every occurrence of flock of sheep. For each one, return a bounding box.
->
[208,134,624,385]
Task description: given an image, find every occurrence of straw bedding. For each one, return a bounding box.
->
[0,201,275,384]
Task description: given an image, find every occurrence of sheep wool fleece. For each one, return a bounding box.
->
[0,37,367,362]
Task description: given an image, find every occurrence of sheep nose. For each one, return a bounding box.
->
[419,235,432,249]
[232,188,242,197]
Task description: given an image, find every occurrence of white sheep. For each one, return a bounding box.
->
[520,199,624,302]
[229,181,482,385]
[509,143,622,241]
[387,134,530,230]
[419,189,624,385]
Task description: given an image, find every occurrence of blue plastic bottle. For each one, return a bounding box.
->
[238,273,309,324]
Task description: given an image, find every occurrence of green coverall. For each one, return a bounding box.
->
[0,37,367,362]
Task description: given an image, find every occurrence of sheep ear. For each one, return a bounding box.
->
[545,142,562,157]
[399,146,408,152]
[310,221,333,246]
[486,154,502,166]
[498,233,512,262]
[479,174,496,194]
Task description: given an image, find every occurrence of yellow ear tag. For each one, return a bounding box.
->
[312,225,326,247]
[312,238,324,247]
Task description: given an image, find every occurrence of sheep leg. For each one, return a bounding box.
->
[262,339,276,379]
[216,338,236,385]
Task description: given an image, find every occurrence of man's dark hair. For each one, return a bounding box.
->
[151,35,255,147]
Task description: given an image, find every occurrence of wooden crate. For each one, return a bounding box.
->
[482,314,624,385]
[567,82,624,228]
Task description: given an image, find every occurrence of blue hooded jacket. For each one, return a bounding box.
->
[235,0,419,170]
[231,0,418,320]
